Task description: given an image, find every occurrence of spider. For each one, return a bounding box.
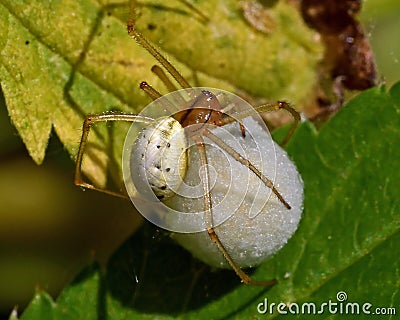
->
[74,0,301,286]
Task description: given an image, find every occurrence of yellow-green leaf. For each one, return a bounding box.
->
[0,0,321,189]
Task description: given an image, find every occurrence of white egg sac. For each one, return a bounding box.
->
[164,116,304,268]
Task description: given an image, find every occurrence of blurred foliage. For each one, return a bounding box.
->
[361,0,400,86]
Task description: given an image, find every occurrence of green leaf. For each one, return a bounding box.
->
[134,0,322,98]
[0,0,321,187]
[17,291,55,320]
[14,84,400,319]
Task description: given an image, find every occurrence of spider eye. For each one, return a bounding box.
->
[201,90,216,102]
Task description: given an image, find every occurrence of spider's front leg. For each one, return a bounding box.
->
[75,112,154,198]
[256,101,300,146]
[223,101,301,146]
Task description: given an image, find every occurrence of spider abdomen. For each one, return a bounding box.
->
[135,116,187,199]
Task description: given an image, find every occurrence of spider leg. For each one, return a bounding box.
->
[151,65,178,93]
[254,101,300,146]
[139,80,186,115]
[220,101,300,146]
[217,98,246,137]
[239,122,246,138]
[75,112,154,198]
[194,136,276,286]
[127,0,191,90]
[140,81,163,100]
[150,66,188,106]
[203,129,291,210]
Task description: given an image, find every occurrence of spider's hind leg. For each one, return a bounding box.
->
[194,136,277,287]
